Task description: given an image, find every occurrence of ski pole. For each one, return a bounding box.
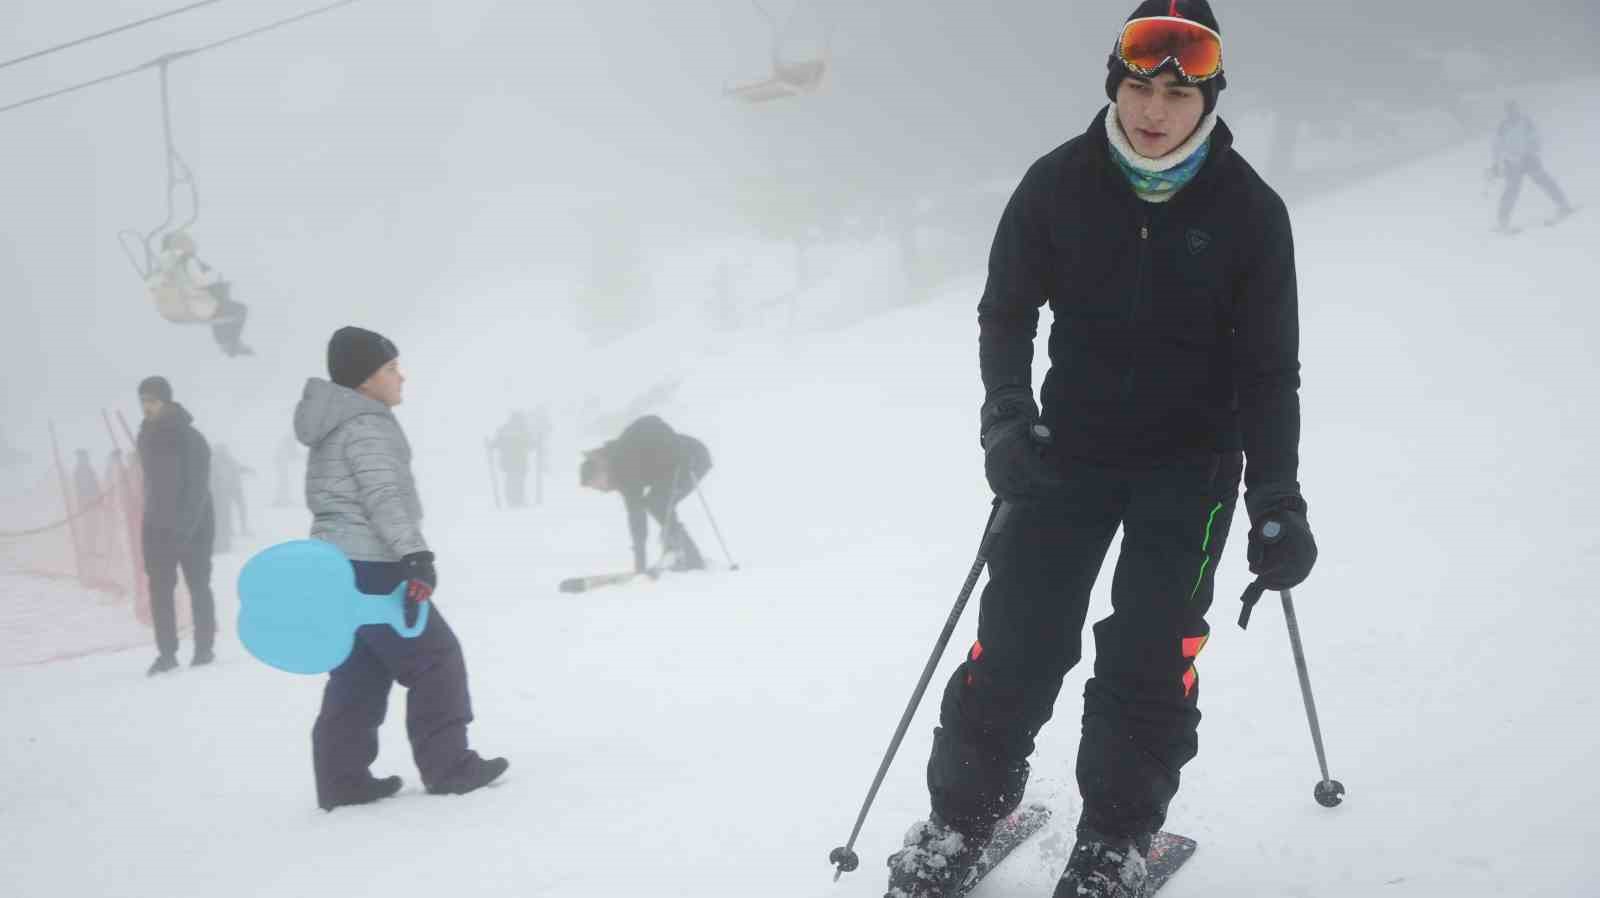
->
[1280,586,1345,808]
[485,440,502,510]
[829,500,1013,881]
[691,478,739,571]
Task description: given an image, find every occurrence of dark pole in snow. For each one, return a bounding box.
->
[1280,586,1346,808]
[829,500,1012,880]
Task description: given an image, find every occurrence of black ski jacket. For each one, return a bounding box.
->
[136,402,213,553]
[602,416,712,563]
[979,108,1301,495]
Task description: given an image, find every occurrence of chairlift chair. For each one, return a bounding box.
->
[115,58,240,327]
[726,1,829,103]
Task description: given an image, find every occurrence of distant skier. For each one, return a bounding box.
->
[136,376,218,675]
[72,449,101,512]
[147,231,254,357]
[209,444,254,552]
[273,434,301,507]
[1491,100,1575,233]
[296,326,508,811]
[579,415,712,574]
[489,412,534,508]
[884,3,1318,897]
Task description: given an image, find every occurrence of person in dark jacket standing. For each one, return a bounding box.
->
[296,326,508,811]
[136,376,217,676]
[885,4,1318,897]
[580,415,712,574]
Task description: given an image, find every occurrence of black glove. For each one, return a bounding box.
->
[400,551,437,628]
[1246,493,1317,590]
[980,387,1062,502]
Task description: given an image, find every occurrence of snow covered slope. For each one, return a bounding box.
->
[3,96,1597,897]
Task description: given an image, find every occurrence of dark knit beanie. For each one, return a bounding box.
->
[1105,0,1227,115]
[137,375,173,402]
[327,326,399,390]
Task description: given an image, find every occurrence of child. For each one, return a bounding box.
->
[294,326,508,810]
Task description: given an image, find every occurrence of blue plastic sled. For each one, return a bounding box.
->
[237,539,429,675]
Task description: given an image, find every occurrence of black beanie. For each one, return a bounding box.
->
[1105,0,1227,115]
[137,375,173,403]
[327,326,399,390]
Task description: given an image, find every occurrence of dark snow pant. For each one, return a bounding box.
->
[928,452,1242,841]
[312,560,474,805]
[1498,157,1572,228]
[144,521,217,660]
[647,463,708,568]
[206,283,249,354]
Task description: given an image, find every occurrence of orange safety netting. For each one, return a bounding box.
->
[0,437,192,667]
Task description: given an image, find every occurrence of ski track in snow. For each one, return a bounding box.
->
[4,95,1599,898]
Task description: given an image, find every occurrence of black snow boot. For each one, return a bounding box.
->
[1052,829,1150,898]
[884,816,988,898]
[319,774,403,811]
[426,753,510,796]
[191,647,215,668]
[147,655,179,676]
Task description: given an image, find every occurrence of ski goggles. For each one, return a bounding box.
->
[1117,16,1224,84]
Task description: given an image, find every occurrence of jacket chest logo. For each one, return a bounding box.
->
[1186,228,1212,256]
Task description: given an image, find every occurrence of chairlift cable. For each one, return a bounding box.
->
[0,58,151,116]
[0,0,362,117]
[0,0,227,73]
[156,0,361,68]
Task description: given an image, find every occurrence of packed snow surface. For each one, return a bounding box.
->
[4,100,1598,897]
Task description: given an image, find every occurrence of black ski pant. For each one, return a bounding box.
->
[205,282,248,353]
[311,560,475,805]
[645,464,708,568]
[1498,156,1572,227]
[928,452,1242,841]
[144,518,217,660]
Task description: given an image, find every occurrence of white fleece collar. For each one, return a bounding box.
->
[1104,104,1219,174]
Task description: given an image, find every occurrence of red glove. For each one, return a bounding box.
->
[400,551,436,627]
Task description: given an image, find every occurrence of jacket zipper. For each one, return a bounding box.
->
[1122,215,1151,401]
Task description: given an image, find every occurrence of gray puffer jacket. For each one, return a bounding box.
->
[294,378,427,562]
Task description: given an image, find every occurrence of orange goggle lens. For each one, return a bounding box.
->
[1118,16,1223,83]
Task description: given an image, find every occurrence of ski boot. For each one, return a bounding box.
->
[1052,828,1150,898]
[426,753,510,796]
[319,774,403,811]
[884,816,987,898]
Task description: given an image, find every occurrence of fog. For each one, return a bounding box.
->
[4,0,1595,453]
[3,2,1599,895]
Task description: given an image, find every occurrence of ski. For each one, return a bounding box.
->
[1143,830,1197,896]
[956,803,1052,895]
[947,804,1194,896]
[557,571,636,594]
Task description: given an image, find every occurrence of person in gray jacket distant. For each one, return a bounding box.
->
[1491,99,1575,232]
[295,326,508,811]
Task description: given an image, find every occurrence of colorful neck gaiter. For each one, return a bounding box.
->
[1104,105,1218,204]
